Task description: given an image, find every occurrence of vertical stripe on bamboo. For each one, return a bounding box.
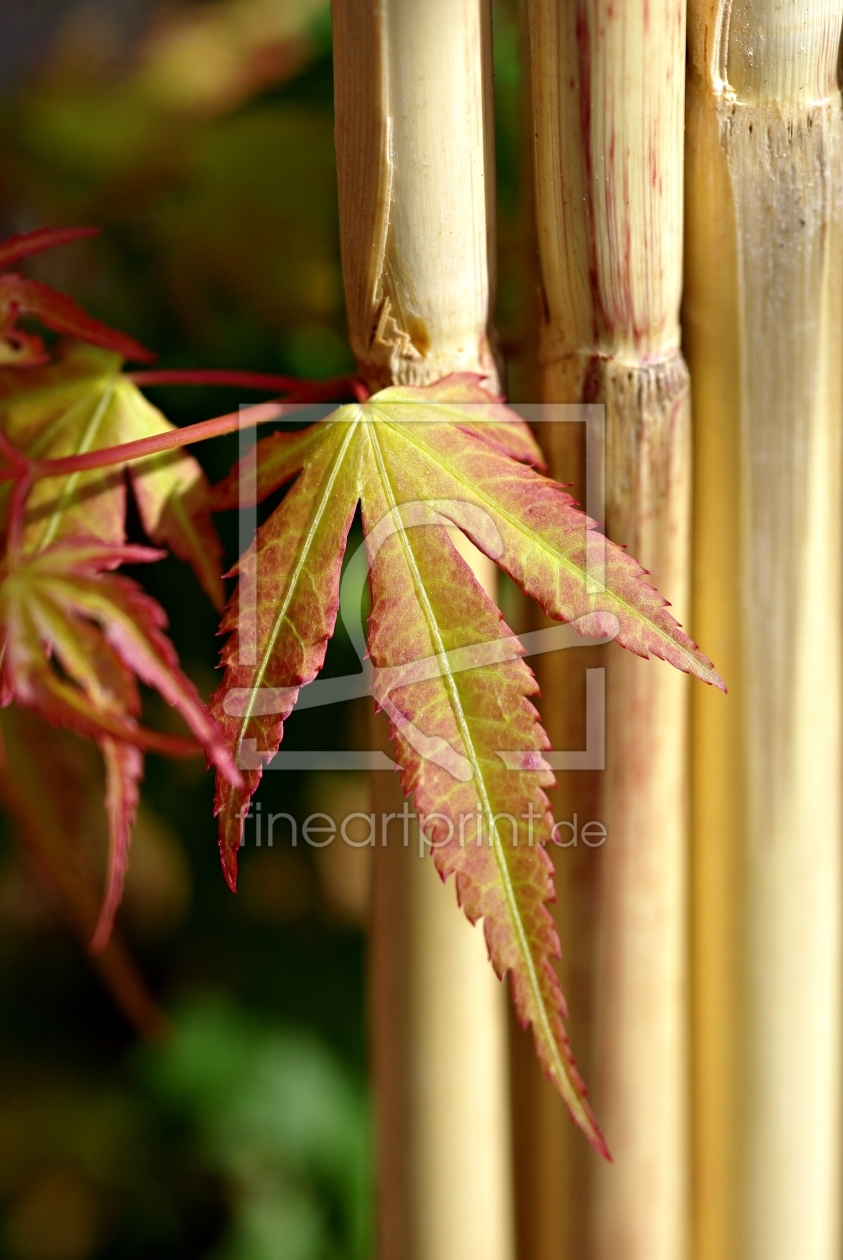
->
[523,2,691,1258]
[686,4,843,1259]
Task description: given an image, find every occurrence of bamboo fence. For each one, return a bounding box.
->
[330,3,843,1256]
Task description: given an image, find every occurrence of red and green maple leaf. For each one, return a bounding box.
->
[0,538,240,949]
[208,375,724,1154]
[0,225,333,960]
[0,224,348,957]
[0,226,226,605]
[0,226,154,368]
[0,226,723,1149]
[0,341,225,608]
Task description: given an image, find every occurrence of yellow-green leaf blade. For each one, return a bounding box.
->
[361,418,607,1154]
[208,413,363,886]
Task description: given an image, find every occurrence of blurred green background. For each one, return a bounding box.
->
[0,3,527,1257]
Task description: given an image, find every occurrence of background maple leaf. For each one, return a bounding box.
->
[0,342,225,607]
[0,537,240,950]
[0,226,154,367]
[0,20,375,1256]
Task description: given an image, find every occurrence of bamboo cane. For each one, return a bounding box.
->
[685,6,843,1258]
[332,3,513,1258]
[333,0,498,393]
[517,3,692,1257]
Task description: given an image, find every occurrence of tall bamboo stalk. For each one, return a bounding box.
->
[517,2,692,1257]
[332,3,513,1258]
[685,6,843,1258]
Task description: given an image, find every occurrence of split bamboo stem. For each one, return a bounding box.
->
[332,3,513,1259]
[685,6,843,1259]
[519,3,692,1258]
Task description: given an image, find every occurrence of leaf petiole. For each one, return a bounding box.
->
[0,376,360,484]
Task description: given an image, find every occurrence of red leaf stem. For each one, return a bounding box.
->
[0,226,99,270]
[14,377,357,481]
[0,424,29,472]
[127,369,322,391]
[6,471,32,563]
[0,276,156,364]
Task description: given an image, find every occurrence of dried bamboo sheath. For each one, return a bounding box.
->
[334,0,498,392]
[332,3,512,1260]
[522,3,692,1259]
[686,5,843,1259]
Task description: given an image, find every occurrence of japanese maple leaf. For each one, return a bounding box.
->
[208,375,724,1153]
[0,537,239,947]
[0,225,154,368]
[0,342,224,607]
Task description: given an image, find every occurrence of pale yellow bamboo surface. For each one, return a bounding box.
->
[333,0,498,391]
[521,3,692,1258]
[686,5,843,1259]
[332,2,512,1258]
[369,696,513,1260]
